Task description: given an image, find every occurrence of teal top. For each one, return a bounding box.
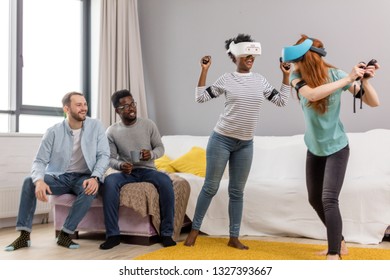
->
[290,68,351,156]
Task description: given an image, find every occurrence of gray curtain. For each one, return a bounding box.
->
[98,0,147,128]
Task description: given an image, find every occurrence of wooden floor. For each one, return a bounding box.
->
[0,223,389,260]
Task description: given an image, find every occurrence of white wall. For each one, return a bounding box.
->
[138,0,390,136]
[0,134,46,228]
[0,133,41,188]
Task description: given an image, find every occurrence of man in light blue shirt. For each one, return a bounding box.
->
[5,91,110,251]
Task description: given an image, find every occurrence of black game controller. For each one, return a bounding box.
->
[279,57,291,70]
[202,57,210,64]
[359,59,377,79]
[354,59,377,112]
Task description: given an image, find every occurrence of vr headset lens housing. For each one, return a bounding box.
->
[282,38,327,63]
[282,39,313,63]
[227,41,262,57]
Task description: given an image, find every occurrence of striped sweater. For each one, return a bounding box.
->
[195,72,290,140]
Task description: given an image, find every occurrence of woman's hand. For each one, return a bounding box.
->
[362,61,380,80]
[201,55,211,69]
[280,61,291,74]
[198,55,211,87]
[348,64,365,82]
[280,59,291,85]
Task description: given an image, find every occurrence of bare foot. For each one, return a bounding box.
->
[326,254,341,260]
[317,240,348,256]
[227,237,249,250]
[340,239,349,255]
[184,229,199,247]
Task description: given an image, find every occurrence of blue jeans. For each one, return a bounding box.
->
[191,131,253,237]
[16,173,95,234]
[102,168,175,237]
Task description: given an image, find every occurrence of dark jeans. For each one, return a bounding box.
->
[306,145,350,255]
[102,168,175,237]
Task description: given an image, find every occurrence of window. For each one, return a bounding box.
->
[0,0,10,113]
[0,0,90,133]
[23,0,82,108]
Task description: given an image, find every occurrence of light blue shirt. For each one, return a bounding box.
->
[31,117,110,182]
[290,68,350,156]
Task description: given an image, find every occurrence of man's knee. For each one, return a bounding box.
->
[157,171,171,183]
[102,173,117,186]
[21,177,36,196]
[76,191,97,203]
[22,177,34,188]
[152,172,173,189]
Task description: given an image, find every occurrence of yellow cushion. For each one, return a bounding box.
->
[169,146,206,177]
[155,154,176,173]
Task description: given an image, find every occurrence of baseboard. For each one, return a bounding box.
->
[1,213,52,229]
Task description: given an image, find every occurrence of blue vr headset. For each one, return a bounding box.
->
[281,38,327,63]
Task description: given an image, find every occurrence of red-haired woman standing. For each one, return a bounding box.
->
[282,35,380,260]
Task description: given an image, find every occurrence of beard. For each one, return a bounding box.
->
[69,110,87,122]
[123,114,136,124]
[121,110,137,124]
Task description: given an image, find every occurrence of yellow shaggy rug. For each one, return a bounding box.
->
[134,236,390,260]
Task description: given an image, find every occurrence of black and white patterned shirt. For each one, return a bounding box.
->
[196,72,290,140]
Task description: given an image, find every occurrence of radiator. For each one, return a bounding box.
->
[0,187,52,219]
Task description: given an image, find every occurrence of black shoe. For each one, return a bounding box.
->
[99,235,121,250]
[162,236,177,247]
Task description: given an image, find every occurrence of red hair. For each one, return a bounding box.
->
[294,35,336,114]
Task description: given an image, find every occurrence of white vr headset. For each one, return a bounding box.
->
[227,41,262,57]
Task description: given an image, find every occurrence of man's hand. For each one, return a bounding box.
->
[35,179,52,202]
[83,177,99,195]
[121,162,133,174]
[140,149,151,161]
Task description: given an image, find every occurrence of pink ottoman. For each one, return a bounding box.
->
[49,183,159,245]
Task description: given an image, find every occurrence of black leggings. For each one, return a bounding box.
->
[306,145,350,255]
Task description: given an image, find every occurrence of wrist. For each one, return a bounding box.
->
[90,176,100,183]
[346,75,355,84]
